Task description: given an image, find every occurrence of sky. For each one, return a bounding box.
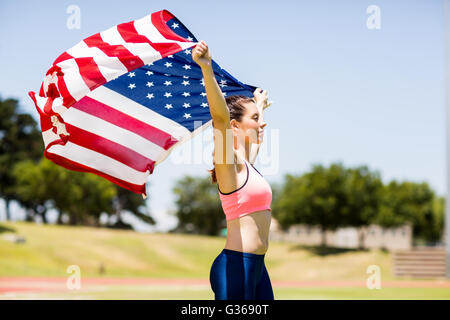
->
[0,0,446,231]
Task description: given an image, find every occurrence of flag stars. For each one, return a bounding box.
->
[187,36,193,41]
[219,80,228,88]
[182,92,191,97]
[128,72,135,78]
[164,80,172,86]
[200,79,205,86]
[128,83,136,89]
[182,64,191,70]
[182,80,190,86]
[146,71,154,76]
[164,92,172,98]
[164,62,172,68]
[200,92,207,97]
[184,49,191,55]
[165,104,173,109]
[167,55,174,58]
[146,93,154,99]
[183,103,191,108]
[201,102,208,108]
[146,81,154,87]
[172,23,179,29]
[183,113,191,119]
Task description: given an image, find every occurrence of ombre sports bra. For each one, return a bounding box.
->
[218,159,272,221]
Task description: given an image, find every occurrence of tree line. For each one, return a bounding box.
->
[0,97,154,228]
[171,164,444,247]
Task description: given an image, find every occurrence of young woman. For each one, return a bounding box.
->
[192,40,274,300]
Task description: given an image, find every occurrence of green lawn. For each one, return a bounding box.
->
[0,221,394,281]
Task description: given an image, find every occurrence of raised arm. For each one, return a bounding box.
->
[192,41,233,166]
[192,41,230,123]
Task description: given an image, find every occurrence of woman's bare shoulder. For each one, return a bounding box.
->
[215,151,246,193]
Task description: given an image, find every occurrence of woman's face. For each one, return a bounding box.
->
[233,101,267,145]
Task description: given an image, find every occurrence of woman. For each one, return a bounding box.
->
[192,40,274,300]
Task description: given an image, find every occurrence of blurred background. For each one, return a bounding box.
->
[0,0,449,299]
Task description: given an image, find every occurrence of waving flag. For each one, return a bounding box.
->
[29,10,256,196]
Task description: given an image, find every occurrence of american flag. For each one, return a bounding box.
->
[29,10,256,196]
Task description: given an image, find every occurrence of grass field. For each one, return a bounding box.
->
[1,221,449,300]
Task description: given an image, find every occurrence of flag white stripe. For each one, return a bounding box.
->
[34,94,69,117]
[133,17,195,50]
[56,58,90,101]
[134,15,174,43]
[88,86,190,141]
[66,41,128,82]
[61,107,167,161]
[42,129,60,148]
[100,26,162,65]
[178,42,196,50]
[47,142,148,185]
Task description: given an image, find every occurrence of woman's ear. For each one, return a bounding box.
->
[230,119,239,131]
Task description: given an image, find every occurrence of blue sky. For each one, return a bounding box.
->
[0,0,446,231]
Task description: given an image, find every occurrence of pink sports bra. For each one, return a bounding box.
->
[218,159,272,221]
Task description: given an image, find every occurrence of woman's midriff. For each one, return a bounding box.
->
[224,209,272,255]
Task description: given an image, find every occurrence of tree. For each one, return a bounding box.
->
[13,158,117,225]
[343,166,383,248]
[172,175,225,235]
[272,162,444,247]
[273,163,350,246]
[273,163,383,247]
[375,181,442,243]
[430,196,445,243]
[13,157,156,228]
[0,97,43,220]
[110,186,155,229]
[12,159,50,223]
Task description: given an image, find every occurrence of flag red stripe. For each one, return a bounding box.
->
[152,10,191,42]
[54,52,73,65]
[44,53,77,107]
[43,52,77,107]
[28,91,53,131]
[64,123,156,173]
[56,75,77,108]
[73,96,178,150]
[45,151,146,194]
[75,57,108,91]
[84,33,144,71]
[39,83,45,96]
[116,21,182,58]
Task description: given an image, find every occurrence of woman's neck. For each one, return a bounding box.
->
[234,141,252,163]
